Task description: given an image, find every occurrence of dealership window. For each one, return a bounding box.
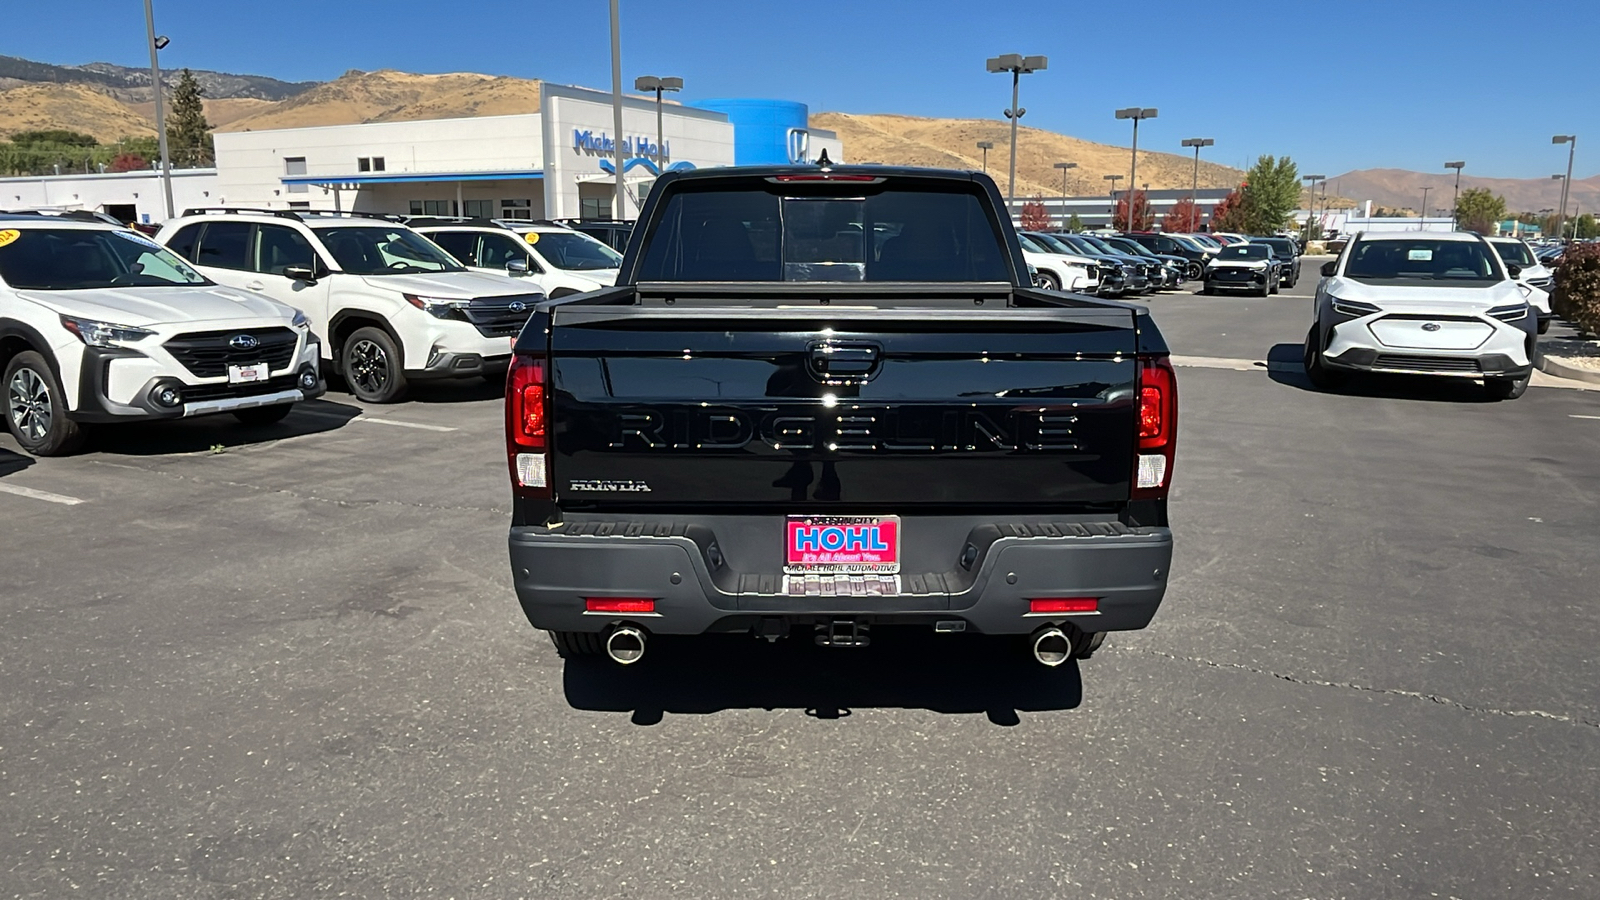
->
[357,156,386,173]
[500,199,534,221]
[463,199,493,218]
[409,200,457,216]
[288,201,310,210]
[580,198,613,221]
[284,156,307,194]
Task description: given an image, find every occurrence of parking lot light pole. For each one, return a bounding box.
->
[634,76,682,177]
[976,141,993,173]
[987,54,1048,218]
[1115,108,1157,226]
[1104,174,1123,225]
[1301,174,1323,240]
[1551,175,1566,238]
[1444,161,1465,229]
[1181,138,1213,227]
[1419,187,1432,231]
[1053,161,1076,227]
[1553,135,1576,241]
[608,0,627,221]
[143,0,174,221]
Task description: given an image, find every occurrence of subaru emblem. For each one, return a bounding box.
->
[787,128,811,165]
[509,300,527,313]
[229,334,260,350]
[1422,322,1441,332]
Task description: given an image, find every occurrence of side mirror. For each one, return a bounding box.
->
[1506,264,1522,279]
[284,264,316,283]
[506,258,530,275]
[1321,260,1337,277]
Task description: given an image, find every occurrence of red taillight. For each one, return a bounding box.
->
[585,598,657,614]
[1029,598,1099,614]
[506,354,550,497]
[766,174,885,183]
[1132,355,1177,499]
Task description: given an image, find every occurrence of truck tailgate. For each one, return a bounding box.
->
[548,304,1138,508]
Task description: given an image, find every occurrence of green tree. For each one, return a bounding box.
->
[1065,212,1083,233]
[8,129,98,148]
[1236,155,1300,234]
[1576,213,1599,239]
[166,68,213,167]
[1454,187,1506,235]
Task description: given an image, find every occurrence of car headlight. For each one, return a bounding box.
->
[1486,303,1529,322]
[1330,297,1381,318]
[290,309,311,330]
[403,293,469,319]
[60,315,155,348]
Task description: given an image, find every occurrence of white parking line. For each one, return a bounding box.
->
[293,409,458,433]
[0,483,86,505]
[1572,414,1600,420]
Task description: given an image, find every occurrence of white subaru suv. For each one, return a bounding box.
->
[0,214,323,456]
[408,219,620,298]
[156,209,544,403]
[1486,237,1554,333]
[1303,231,1539,400]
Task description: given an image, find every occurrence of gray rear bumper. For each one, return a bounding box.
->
[509,517,1172,636]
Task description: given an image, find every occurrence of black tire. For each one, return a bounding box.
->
[1538,317,1550,335]
[341,326,408,404]
[1037,271,1061,291]
[233,404,294,426]
[1187,261,1203,280]
[1269,278,1280,295]
[1073,631,1106,660]
[4,351,88,457]
[1303,323,1346,391]
[1485,372,1530,400]
[1201,283,1215,295]
[548,630,604,658]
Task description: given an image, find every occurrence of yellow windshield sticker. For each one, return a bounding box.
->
[0,229,20,248]
[524,232,540,245]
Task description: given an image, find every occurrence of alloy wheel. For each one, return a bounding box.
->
[7,367,52,442]
[347,339,390,395]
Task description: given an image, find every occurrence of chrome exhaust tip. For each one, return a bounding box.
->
[605,625,646,665]
[1031,627,1073,667]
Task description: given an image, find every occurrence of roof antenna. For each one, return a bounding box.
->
[815,148,832,169]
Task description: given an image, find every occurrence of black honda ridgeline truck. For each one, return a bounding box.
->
[505,165,1177,667]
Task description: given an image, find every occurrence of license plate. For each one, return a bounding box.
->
[784,515,900,575]
[227,363,270,384]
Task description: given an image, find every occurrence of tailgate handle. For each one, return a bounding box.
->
[808,341,881,381]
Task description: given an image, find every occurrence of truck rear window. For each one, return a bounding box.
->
[634,184,1012,282]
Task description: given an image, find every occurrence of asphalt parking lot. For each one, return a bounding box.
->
[3,261,1598,898]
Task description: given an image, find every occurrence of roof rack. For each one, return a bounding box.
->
[4,208,128,226]
[182,206,303,221]
[402,215,511,230]
[297,210,406,223]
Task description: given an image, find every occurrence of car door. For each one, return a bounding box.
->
[188,221,255,290]
[250,223,332,346]
[476,230,555,291]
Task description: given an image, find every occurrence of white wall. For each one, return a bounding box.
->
[0,169,220,225]
[541,83,735,219]
[212,115,546,211]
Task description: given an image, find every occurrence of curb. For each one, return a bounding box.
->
[1537,353,1600,385]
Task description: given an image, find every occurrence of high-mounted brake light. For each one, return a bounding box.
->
[1132,355,1177,499]
[766,174,885,183]
[506,354,550,497]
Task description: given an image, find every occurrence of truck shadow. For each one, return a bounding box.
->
[561,628,1084,726]
[83,399,365,456]
[1264,342,1499,403]
[0,447,34,478]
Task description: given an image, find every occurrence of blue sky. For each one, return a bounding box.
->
[4,0,1595,179]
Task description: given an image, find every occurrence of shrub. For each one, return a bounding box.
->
[1551,243,1600,336]
[1019,197,1051,232]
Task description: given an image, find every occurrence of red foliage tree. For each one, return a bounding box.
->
[1209,186,1247,232]
[1113,190,1154,231]
[1019,197,1051,232]
[1162,197,1203,232]
[109,153,148,173]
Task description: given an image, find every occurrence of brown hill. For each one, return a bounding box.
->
[1327,167,1600,217]
[217,70,543,132]
[810,112,1242,197]
[0,83,155,142]
[127,97,277,129]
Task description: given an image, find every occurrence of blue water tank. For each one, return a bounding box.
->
[692,98,809,166]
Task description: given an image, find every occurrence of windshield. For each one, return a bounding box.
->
[0,227,211,290]
[1017,234,1049,254]
[1189,234,1223,250]
[317,226,465,275]
[1491,241,1536,267]
[1029,233,1080,255]
[1219,245,1271,261]
[1168,234,1204,252]
[1058,235,1103,256]
[1344,238,1502,282]
[528,231,623,271]
[1255,239,1295,256]
[1102,237,1152,257]
[635,183,1011,282]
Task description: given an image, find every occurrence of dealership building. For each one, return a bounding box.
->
[1,83,842,225]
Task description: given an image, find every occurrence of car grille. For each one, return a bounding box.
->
[460,294,540,338]
[1527,277,1553,288]
[1211,268,1257,282]
[164,328,298,378]
[180,374,302,402]
[1371,354,1481,373]
[1098,265,1118,281]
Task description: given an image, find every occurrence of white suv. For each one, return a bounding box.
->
[0,214,323,456]
[408,219,621,297]
[156,209,544,403]
[1304,231,1539,400]
[1486,237,1554,333]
